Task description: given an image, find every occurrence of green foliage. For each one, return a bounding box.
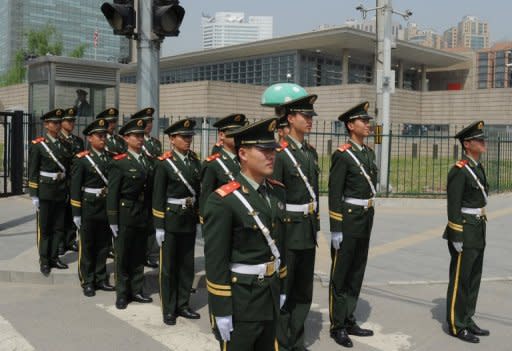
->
[69,43,88,58]
[0,51,26,86]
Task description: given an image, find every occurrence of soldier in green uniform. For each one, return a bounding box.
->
[203,117,287,350]
[98,107,127,156]
[107,118,154,309]
[272,89,319,351]
[152,119,202,326]
[131,107,161,269]
[70,118,115,297]
[444,121,489,343]
[97,107,126,258]
[59,107,84,254]
[328,102,378,348]
[199,113,247,218]
[210,113,246,155]
[28,109,71,276]
[276,115,290,143]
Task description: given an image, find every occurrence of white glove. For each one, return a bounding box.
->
[31,197,39,211]
[155,229,165,247]
[452,241,463,253]
[110,224,119,238]
[280,294,286,309]
[331,232,343,250]
[73,216,81,229]
[215,315,233,341]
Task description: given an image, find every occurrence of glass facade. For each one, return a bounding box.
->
[477,49,512,89]
[0,0,130,75]
[477,52,489,89]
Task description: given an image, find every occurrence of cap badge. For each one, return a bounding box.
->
[56,109,62,116]
[477,121,483,129]
[98,119,105,127]
[146,108,152,115]
[184,120,190,128]
[137,119,143,127]
[109,108,115,115]
[234,115,241,122]
[268,120,277,132]
[364,102,369,112]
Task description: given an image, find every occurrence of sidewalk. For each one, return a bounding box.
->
[1,194,511,287]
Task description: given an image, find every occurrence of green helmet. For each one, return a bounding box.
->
[261,83,309,107]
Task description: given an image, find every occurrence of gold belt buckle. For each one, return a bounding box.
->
[100,187,108,197]
[56,172,65,181]
[480,208,486,216]
[265,262,275,276]
[368,199,374,208]
[308,202,315,214]
[185,197,194,208]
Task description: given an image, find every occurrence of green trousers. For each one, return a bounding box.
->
[159,231,196,315]
[218,320,276,351]
[446,242,484,335]
[37,199,66,265]
[277,248,315,351]
[78,219,110,288]
[62,202,77,249]
[328,236,370,331]
[114,225,147,299]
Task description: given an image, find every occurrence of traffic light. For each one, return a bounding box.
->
[153,0,185,37]
[101,0,136,37]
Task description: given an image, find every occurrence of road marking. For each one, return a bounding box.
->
[356,322,412,351]
[97,304,217,350]
[369,206,512,259]
[0,315,35,351]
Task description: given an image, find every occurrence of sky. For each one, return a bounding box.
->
[161,0,512,56]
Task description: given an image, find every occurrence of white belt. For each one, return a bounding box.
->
[461,207,486,216]
[167,197,196,208]
[83,187,107,196]
[344,197,375,208]
[39,171,65,180]
[230,260,280,279]
[285,201,317,214]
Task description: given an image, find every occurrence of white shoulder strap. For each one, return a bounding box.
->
[215,158,235,181]
[283,147,317,202]
[165,158,197,197]
[344,148,377,197]
[40,141,66,173]
[463,164,488,204]
[85,154,108,185]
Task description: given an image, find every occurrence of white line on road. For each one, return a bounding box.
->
[96,303,217,351]
[0,315,35,351]
[355,322,412,351]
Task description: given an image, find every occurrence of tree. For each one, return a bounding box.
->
[69,43,89,58]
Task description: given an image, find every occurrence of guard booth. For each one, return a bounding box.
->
[27,56,122,135]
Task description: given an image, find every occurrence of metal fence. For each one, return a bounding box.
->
[17,115,512,197]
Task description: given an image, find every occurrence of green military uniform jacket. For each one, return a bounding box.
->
[105,133,127,156]
[199,147,240,216]
[70,150,110,221]
[58,131,84,156]
[106,152,153,228]
[210,142,223,155]
[152,150,201,233]
[28,135,72,202]
[203,175,288,321]
[443,156,488,249]
[273,135,320,249]
[143,135,162,161]
[328,141,378,237]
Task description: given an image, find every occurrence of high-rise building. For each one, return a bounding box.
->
[405,23,444,49]
[0,0,130,75]
[444,16,489,50]
[476,42,512,89]
[201,12,273,49]
[343,17,405,40]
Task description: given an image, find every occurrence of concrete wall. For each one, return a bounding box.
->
[0,84,28,111]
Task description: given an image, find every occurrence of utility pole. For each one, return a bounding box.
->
[356,1,412,193]
[136,0,161,137]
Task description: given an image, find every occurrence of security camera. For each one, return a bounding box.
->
[356,4,364,11]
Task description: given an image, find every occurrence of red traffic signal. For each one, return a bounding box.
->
[153,0,185,37]
[101,0,136,37]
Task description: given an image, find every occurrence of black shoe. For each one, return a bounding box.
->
[131,293,153,303]
[50,259,69,269]
[177,308,200,319]
[68,241,79,252]
[144,260,158,268]
[40,264,50,276]
[83,286,96,297]
[346,324,374,337]
[468,324,490,336]
[116,297,128,309]
[455,329,480,343]
[96,282,115,291]
[331,329,353,348]
[163,313,177,325]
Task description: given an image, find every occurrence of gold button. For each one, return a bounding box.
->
[462,219,466,223]
[253,225,258,229]
[167,207,170,211]
[231,277,237,283]
[270,256,274,260]
[272,223,276,228]
[121,202,125,206]
[348,209,352,213]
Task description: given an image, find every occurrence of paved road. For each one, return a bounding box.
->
[1,194,511,350]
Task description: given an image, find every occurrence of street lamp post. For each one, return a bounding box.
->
[355,0,412,193]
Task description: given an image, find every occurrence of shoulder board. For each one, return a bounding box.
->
[279,140,288,150]
[215,181,240,197]
[266,178,285,188]
[158,151,172,161]
[113,153,128,161]
[206,153,221,162]
[76,150,90,158]
[455,159,469,168]
[32,137,45,144]
[338,144,352,152]
[215,141,222,147]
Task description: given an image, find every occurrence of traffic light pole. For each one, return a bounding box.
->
[137,0,161,137]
